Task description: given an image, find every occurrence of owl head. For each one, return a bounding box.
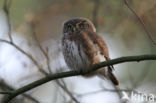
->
[63,18,96,34]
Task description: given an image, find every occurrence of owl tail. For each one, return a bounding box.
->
[98,66,119,86]
[107,66,119,86]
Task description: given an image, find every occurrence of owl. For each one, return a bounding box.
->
[62,18,118,85]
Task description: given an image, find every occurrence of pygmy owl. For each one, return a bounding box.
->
[62,18,118,85]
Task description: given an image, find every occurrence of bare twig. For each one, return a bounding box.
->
[1,54,156,103]
[3,0,13,43]
[113,85,125,103]
[124,0,156,45]
[76,88,133,97]
[2,1,75,102]
[1,0,47,76]
[0,39,47,75]
[130,62,152,89]
[45,47,51,73]
[30,23,51,74]
[30,22,79,102]
[56,80,80,103]
[0,81,40,103]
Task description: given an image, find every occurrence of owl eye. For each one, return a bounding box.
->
[68,25,72,30]
[79,24,84,28]
[85,24,89,28]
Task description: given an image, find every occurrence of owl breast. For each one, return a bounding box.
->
[62,38,90,72]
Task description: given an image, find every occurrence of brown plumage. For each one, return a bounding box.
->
[62,18,119,85]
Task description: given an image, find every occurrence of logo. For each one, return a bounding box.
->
[122,91,155,102]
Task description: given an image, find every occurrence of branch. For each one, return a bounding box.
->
[3,0,13,43]
[0,81,40,103]
[30,22,79,102]
[55,80,80,103]
[30,23,51,74]
[1,54,156,103]
[76,88,133,97]
[0,39,47,75]
[0,92,11,95]
[2,0,47,75]
[123,0,156,45]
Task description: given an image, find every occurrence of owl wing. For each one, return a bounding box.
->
[77,30,119,85]
[78,30,110,61]
[84,31,115,69]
